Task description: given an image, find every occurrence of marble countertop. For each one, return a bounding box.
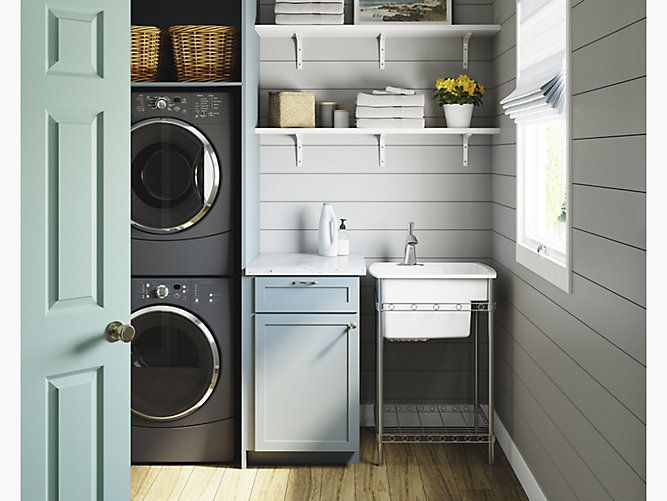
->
[245,253,367,276]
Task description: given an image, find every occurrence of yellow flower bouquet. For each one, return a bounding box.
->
[433,74,485,106]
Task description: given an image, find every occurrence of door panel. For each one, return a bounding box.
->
[255,314,359,452]
[22,0,130,498]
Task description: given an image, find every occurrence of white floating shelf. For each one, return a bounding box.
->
[255,24,500,70]
[255,24,500,39]
[255,127,500,168]
[255,127,499,135]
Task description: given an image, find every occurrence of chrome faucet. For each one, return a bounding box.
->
[401,222,419,266]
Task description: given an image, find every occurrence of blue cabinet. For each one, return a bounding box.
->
[254,277,360,454]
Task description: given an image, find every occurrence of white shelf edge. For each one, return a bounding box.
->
[255,127,499,168]
[255,24,501,38]
[255,127,500,135]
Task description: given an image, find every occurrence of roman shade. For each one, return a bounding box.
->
[501,0,566,123]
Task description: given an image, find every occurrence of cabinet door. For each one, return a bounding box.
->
[255,314,359,452]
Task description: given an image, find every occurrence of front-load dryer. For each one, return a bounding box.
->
[131,91,237,276]
[131,277,236,463]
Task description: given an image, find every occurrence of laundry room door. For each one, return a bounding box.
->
[21,0,131,499]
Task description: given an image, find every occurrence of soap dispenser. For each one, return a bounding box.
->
[338,218,350,256]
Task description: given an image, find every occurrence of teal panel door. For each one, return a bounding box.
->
[21,0,131,499]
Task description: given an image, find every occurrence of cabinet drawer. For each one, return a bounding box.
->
[255,314,360,452]
[255,277,359,313]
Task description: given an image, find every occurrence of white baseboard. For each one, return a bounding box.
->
[492,412,547,501]
[359,404,546,501]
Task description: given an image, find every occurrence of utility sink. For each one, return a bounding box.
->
[369,262,496,279]
[369,262,497,340]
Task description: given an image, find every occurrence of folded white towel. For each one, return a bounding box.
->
[370,86,415,96]
[356,118,425,128]
[275,3,344,14]
[275,13,344,24]
[385,86,416,95]
[356,106,424,119]
[356,93,425,107]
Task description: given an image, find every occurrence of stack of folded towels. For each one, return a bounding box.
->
[355,86,425,128]
[275,0,345,25]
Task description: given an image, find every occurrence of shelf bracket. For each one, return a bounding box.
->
[377,134,386,168]
[378,33,386,70]
[462,133,472,167]
[462,32,472,69]
[294,32,303,70]
[294,134,303,167]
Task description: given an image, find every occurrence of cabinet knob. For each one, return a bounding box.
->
[348,321,358,330]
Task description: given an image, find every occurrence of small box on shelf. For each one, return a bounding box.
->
[269,92,316,128]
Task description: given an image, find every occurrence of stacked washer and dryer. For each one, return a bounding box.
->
[130,91,237,463]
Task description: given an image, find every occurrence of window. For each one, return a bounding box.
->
[502,0,570,292]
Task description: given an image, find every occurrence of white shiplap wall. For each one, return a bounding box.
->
[258,0,496,402]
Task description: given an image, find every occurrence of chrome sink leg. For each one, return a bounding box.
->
[376,287,384,466]
[488,281,495,464]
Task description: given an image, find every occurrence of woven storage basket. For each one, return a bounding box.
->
[169,25,240,82]
[131,25,161,82]
[269,92,316,128]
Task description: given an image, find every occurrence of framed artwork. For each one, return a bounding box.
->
[354,0,453,24]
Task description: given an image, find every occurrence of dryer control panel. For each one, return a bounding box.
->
[132,92,230,123]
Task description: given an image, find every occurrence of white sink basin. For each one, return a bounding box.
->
[370,262,496,340]
[369,262,496,279]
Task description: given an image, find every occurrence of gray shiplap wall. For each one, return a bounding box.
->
[491,0,646,499]
[258,0,495,403]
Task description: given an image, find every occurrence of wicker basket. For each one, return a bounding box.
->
[169,25,240,82]
[131,25,161,82]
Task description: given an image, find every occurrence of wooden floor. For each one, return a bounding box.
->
[131,430,528,501]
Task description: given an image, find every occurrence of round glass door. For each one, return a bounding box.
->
[131,118,220,233]
[130,306,220,421]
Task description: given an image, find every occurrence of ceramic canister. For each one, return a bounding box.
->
[333,109,350,128]
[319,102,338,127]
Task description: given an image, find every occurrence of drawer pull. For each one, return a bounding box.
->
[291,280,319,286]
[348,321,358,330]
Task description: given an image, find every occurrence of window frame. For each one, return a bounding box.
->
[514,0,572,293]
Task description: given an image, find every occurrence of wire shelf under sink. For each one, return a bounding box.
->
[380,403,492,444]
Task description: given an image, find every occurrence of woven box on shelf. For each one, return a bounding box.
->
[169,25,240,82]
[269,92,316,128]
[131,25,161,82]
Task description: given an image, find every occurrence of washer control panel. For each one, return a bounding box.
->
[135,280,190,305]
[132,278,231,311]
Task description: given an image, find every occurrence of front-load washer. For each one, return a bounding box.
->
[131,277,236,463]
[131,91,237,276]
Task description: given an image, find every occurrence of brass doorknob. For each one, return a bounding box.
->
[105,321,136,343]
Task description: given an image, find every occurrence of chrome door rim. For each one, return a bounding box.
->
[130,305,220,422]
[131,117,221,234]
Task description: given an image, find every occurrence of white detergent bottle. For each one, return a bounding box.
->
[317,203,338,256]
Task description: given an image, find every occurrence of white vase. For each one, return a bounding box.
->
[443,104,474,128]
